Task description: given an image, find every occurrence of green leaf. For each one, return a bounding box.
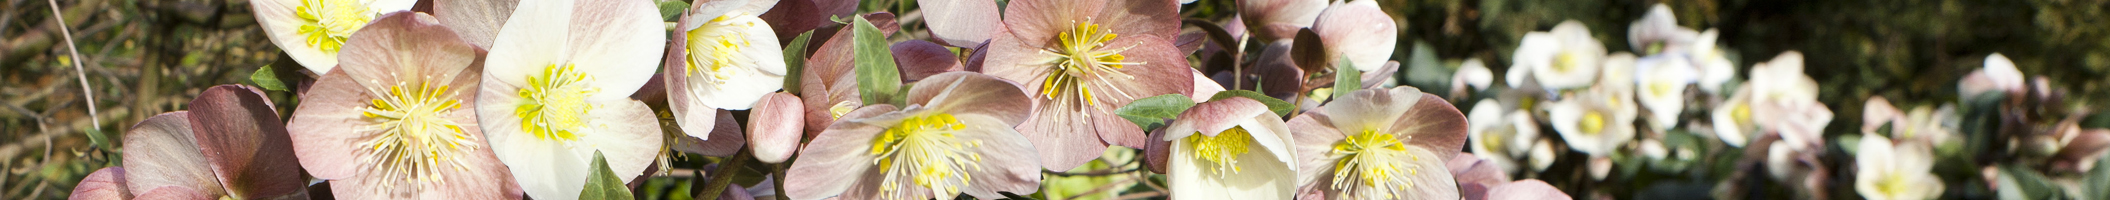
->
[580,151,634,200]
[1209,90,1294,117]
[1115,94,1198,130]
[656,0,690,21]
[1998,164,2065,200]
[1332,57,1360,100]
[249,65,289,91]
[1837,134,1863,156]
[781,31,815,95]
[850,16,904,107]
[1401,41,1452,93]
[84,128,110,151]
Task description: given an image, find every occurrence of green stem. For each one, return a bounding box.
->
[697,149,751,200]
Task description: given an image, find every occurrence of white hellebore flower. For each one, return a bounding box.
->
[1960,53,2026,99]
[1165,97,1298,200]
[1855,134,1944,200]
[1466,99,1537,174]
[1634,55,1696,132]
[1512,20,1606,90]
[1689,29,1737,93]
[1712,86,1758,147]
[1626,4,1697,56]
[1549,86,1637,157]
[472,0,668,199]
[254,0,416,73]
[663,0,789,139]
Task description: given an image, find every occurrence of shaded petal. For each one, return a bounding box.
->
[891,40,965,82]
[749,92,807,163]
[1322,87,1421,135]
[72,167,131,200]
[285,70,372,180]
[1145,128,1172,173]
[1094,0,1182,41]
[188,85,309,199]
[909,72,1033,124]
[1392,91,1470,160]
[1167,128,1298,200]
[580,100,672,183]
[1251,40,1306,99]
[1165,97,1270,140]
[1312,0,1397,71]
[916,0,1002,47]
[664,66,720,139]
[954,114,1045,199]
[1388,146,1461,200]
[1484,180,1570,200]
[122,112,228,198]
[1448,153,1511,190]
[1236,0,1324,41]
[782,105,897,200]
[1191,68,1226,102]
[435,0,520,49]
[756,0,857,44]
[135,186,213,200]
[1000,0,1107,46]
[1288,113,1344,187]
[686,110,748,157]
[801,26,865,136]
[1019,108,1117,171]
[339,12,479,89]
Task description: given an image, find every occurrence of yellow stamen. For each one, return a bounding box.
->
[1579,111,1606,134]
[293,0,373,53]
[1328,129,1420,199]
[1188,127,1255,176]
[870,113,983,199]
[1037,19,1142,108]
[354,80,477,190]
[1731,103,1752,125]
[683,12,762,87]
[515,63,598,142]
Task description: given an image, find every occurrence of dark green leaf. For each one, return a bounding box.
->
[1209,90,1293,117]
[782,31,815,95]
[1332,57,1360,100]
[250,65,288,91]
[1402,41,1451,92]
[1115,94,1198,130]
[2087,154,2110,200]
[850,16,904,107]
[656,0,690,22]
[581,151,634,200]
[1998,164,2064,200]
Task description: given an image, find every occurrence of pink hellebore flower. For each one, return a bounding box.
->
[114,85,312,199]
[472,0,668,198]
[1238,0,1325,42]
[1308,0,1398,72]
[1149,97,1299,200]
[783,72,1042,200]
[285,12,521,199]
[984,0,1195,171]
[1289,87,1469,200]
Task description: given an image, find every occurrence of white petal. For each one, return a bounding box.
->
[252,0,338,73]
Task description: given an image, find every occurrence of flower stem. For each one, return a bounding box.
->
[698,148,750,200]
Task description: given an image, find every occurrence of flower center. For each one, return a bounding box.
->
[684,12,762,87]
[829,101,860,119]
[870,113,983,199]
[1328,129,1420,199]
[1648,81,1676,97]
[1552,52,1579,73]
[293,0,373,53]
[1731,103,1752,125]
[1579,111,1606,134]
[356,81,477,189]
[1480,128,1508,154]
[1038,20,1141,107]
[515,63,599,142]
[1187,127,1255,176]
[1875,172,1913,197]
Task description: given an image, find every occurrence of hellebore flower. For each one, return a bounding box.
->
[1634,56,1695,132]
[120,85,312,199]
[916,0,1003,47]
[1479,180,1572,200]
[663,0,789,140]
[1626,4,1697,56]
[1510,20,1606,90]
[1288,87,1468,200]
[1712,85,1758,147]
[748,92,806,163]
[782,72,1043,200]
[1960,53,2027,100]
[1238,0,1325,42]
[471,0,667,198]
[1446,153,1510,200]
[1854,134,1944,200]
[1746,51,1830,151]
[1688,29,1736,93]
[1549,83,1638,157]
[1466,99,1537,174]
[435,0,519,50]
[254,0,415,73]
[799,14,903,137]
[1307,0,1399,72]
[284,12,521,199]
[71,167,129,200]
[1153,97,1297,200]
[984,0,1194,170]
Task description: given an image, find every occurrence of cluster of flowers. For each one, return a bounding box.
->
[65,0,1583,199]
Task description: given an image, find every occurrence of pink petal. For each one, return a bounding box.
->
[865,12,901,36]
[1320,87,1419,135]
[801,26,864,137]
[916,0,1001,47]
[782,105,897,200]
[1393,91,1470,161]
[71,167,131,200]
[1861,96,1902,133]
[1287,112,1345,187]
[2056,130,2110,162]
[891,40,964,82]
[1311,0,1398,71]
[1000,0,1107,47]
[908,72,1033,125]
[1093,0,1182,41]
[1018,109,1116,171]
[664,39,722,139]
[1237,0,1325,41]
[187,85,309,199]
[1251,40,1306,98]
[1167,97,1271,138]
[285,70,371,180]
[749,92,806,163]
[134,186,212,200]
[121,112,228,198]
[434,0,519,49]
[953,114,1045,199]
[692,110,749,157]
[1448,153,1512,190]
[1144,128,1171,173]
[339,12,478,89]
[1485,180,1571,200]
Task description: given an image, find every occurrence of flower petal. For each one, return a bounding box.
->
[1484,180,1570,200]
[1312,0,1397,71]
[1094,0,1182,41]
[909,72,1032,124]
[562,0,666,99]
[285,70,371,180]
[580,100,671,183]
[251,0,338,73]
[1392,91,1470,160]
[1387,146,1461,200]
[664,67,721,139]
[1166,97,1271,140]
[916,0,1002,47]
[340,12,479,88]
[1288,112,1344,187]
[189,85,309,199]
[71,167,131,200]
[1322,87,1420,135]
[1000,0,1107,47]
[1019,108,1118,171]
[801,26,866,136]
[1167,127,1298,200]
[685,110,748,157]
[782,105,896,200]
[1236,0,1325,41]
[954,114,1045,199]
[749,92,806,163]
[1145,128,1173,173]
[121,112,229,198]
[435,0,520,49]
[135,186,213,200]
[891,40,965,82]
[757,0,857,43]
